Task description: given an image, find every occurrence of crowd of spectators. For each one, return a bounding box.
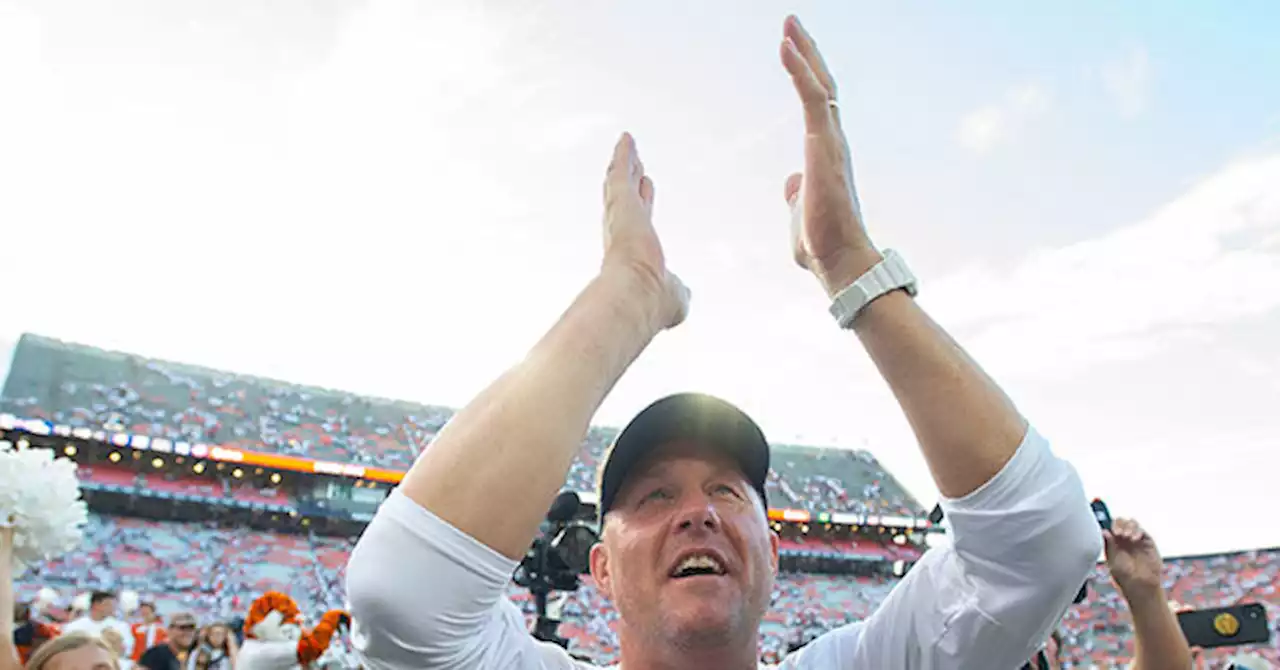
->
[13,513,1278,668]
[4,334,1276,666]
[1,334,923,517]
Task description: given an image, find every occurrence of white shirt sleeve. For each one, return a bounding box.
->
[781,427,1103,670]
[345,491,592,670]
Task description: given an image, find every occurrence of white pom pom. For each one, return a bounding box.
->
[72,592,91,612]
[0,446,89,570]
[120,590,140,614]
[35,587,58,606]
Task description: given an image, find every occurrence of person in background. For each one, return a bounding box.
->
[137,613,198,670]
[188,648,211,670]
[131,603,168,663]
[63,592,135,660]
[1026,517,1195,669]
[1223,653,1272,670]
[187,623,236,670]
[1105,517,1193,670]
[25,633,119,670]
[13,603,61,666]
[100,628,134,670]
[1021,630,1063,669]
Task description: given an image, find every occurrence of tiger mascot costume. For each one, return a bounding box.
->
[238,592,350,670]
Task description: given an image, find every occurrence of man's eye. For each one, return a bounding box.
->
[715,484,739,497]
[643,488,671,503]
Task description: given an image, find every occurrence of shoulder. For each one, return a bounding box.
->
[137,645,171,666]
[774,621,867,668]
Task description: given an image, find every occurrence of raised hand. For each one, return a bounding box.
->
[602,133,689,330]
[780,16,877,297]
[1105,517,1166,597]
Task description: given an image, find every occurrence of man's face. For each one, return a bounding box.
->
[169,616,198,648]
[139,604,156,622]
[91,598,115,620]
[589,440,779,651]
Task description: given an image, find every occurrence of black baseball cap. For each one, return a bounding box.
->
[597,393,771,522]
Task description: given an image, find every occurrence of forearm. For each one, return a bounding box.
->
[0,564,19,670]
[399,266,663,560]
[1124,586,1193,670]
[821,248,1026,498]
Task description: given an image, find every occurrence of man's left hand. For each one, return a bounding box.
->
[780,15,878,296]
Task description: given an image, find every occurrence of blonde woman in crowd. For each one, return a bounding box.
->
[25,634,119,670]
[98,630,132,670]
[3,529,117,670]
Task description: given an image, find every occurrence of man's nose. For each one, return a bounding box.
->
[674,496,722,535]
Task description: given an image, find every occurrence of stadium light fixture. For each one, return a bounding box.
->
[64,445,77,456]
[232,468,243,479]
[109,452,122,463]
[193,463,205,474]
[151,458,164,469]
[270,473,281,484]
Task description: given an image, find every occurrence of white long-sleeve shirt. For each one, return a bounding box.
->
[346,427,1102,669]
[63,616,136,658]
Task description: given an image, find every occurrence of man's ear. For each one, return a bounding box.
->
[768,529,780,575]
[589,540,613,600]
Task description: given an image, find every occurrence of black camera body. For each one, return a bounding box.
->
[514,491,601,649]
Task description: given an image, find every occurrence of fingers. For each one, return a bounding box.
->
[780,38,833,131]
[784,172,804,205]
[1111,517,1145,543]
[781,16,843,135]
[784,16,838,100]
[605,132,648,207]
[606,133,641,185]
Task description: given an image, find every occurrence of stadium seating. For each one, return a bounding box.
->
[6,333,1276,666]
[1,334,922,517]
[15,513,1278,667]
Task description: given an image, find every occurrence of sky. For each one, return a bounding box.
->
[0,0,1277,558]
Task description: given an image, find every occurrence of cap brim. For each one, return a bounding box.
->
[598,393,769,520]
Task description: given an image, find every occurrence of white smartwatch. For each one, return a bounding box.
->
[828,249,918,329]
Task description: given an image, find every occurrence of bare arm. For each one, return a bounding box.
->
[781,17,1024,498]
[397,134,688,560]
[1126,589,1192,670]
[1105,518,1193,670]
[0,529,22,670]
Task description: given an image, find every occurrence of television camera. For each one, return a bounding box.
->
[513,490,600,648]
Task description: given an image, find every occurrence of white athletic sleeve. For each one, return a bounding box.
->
[780,427,1103,670]
[345,490,594,670]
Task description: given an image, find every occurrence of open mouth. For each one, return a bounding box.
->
[669,552,728,579]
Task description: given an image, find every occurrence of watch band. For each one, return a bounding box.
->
[828,249,918,329]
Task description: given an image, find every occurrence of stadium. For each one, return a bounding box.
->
[1,332,1276,668]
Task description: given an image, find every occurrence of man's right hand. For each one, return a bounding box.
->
[1104,517,1166,597]
[602,132,689,332]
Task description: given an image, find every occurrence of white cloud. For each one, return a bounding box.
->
[926,152,1280,380]
[1101,46,1152,119]
[956,83,1052,154]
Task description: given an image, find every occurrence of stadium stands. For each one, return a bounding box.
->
[5,332,1277,666]
[14,513,1278,667]
[1,333,923,517]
